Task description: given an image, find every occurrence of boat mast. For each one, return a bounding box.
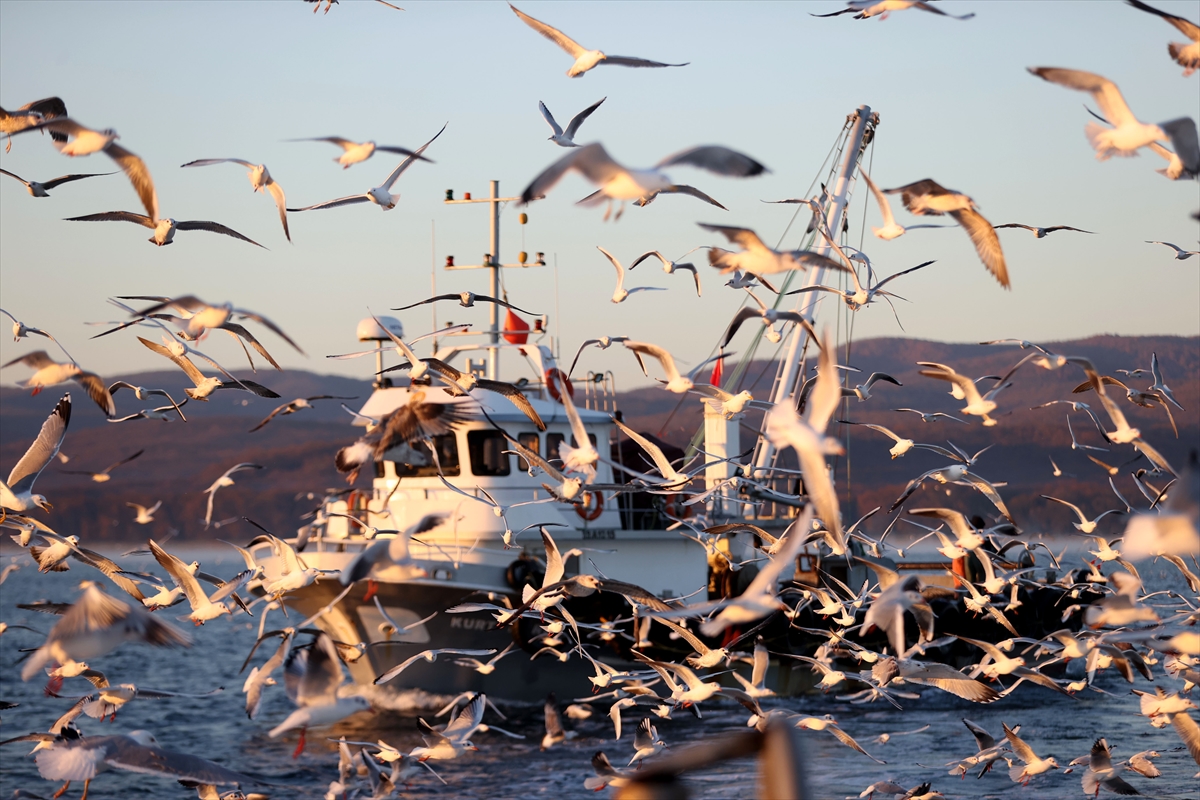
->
[751,104,878,479]
[443,180,534,380]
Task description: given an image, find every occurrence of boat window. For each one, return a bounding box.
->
[545,433,566,466]
[516,432,540,472]
[391,435,460,477]
[468,430,511,476]
[571,433,597,447]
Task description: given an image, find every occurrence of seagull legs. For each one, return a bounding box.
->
[52,782,69,799]
[80,780,91,800]
[292,727,307,759]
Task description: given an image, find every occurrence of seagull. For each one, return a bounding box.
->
[629,249,702,296]
[701,223,849,276]
[891,463,1013,521]
[180,158,292,242]
[795,716,886,764]
[381,358,544,430]
[60,449,143,482]
[108,381,186,421]
[720,288,819,348]
[125,501,161,525]
[892,408,966,424]
[137,336,280,401]
[338,515,441,584]
[567,335,630,377]
[1029,67,1168,161]
[541,693,577,750]
[288,136,432,168]
[1041,495,1124,534]
[859,170,950,240]
[629,719,668,765]
[0,96,67,152]
[623,340,726,394]
[288,124,444,212]
[2,352,114,417]
[65,211,263,248]
[1004,724,1059,785]
[598,246,667,303]
[1125,0,1200,76]
[1,308,59,344]
[130,295,304,356]
[509,3,688,77]
[20,581,192,682]
[1147,240,1199,259]
[268,634,373,753]
[519,142,766,220]
[917,359,1021,426]
[334,390,472,482]
[813,1,974,21]
[452,642,518,675]
[584,752,633,791]
[394,291,535,314]
[883,179,1008,288]
[409,693,486,760]
[31,729,258,800]
[839,420,942,459]
[0,394,68,515]
[993,222,1096,237]
[203,463,263,528]
[842,372,902,402]
[6,118,157,216]
[785,257,936,317]
[147,539,240,625]
[249,395,357,432]
[0,167,114,198]
[578,182,729,215]
[539,97,605,147]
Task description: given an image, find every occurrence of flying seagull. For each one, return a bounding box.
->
[249,395,358,432]
[181,158,292,242]
[0,167,114,198]
[1147,240,1198,259]
[394,291,535,315]
[883,179,1009,288]
[289,136,431,168]
[288,124,444,212]
[993,223,1095,238]
[520,142,766,220]
[0,96,67,152]
[1,393,69,515]
[509,3,688,77]
[1028,67,1169,161]
[1125,0,1199,76]
[813,1,974,21]
[2,352,114,417]
[65,211,263,248]
[539,97,606,147]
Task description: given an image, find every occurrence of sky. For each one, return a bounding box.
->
[1,0,1197,394]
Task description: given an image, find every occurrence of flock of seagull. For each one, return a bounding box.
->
[1,0,1199,798]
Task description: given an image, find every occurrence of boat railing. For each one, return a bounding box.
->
[582,370,617,413]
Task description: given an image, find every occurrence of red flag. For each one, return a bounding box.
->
[502,308,530,345]
[709,356,723,387]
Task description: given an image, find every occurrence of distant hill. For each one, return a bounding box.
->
[1,335,1194,541]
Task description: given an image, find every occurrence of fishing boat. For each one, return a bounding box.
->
[249,107,1080,700]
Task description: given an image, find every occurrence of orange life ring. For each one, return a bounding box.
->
[575,490,603,521]
[545,368,575,403]
[347,490,368,513]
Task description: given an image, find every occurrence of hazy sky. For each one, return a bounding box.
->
[1,0,1197,393]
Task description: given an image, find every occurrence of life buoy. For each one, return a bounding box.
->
[347,489,368,512]
[575,490,603,521]
[545,368,574,403]
[666,494,693,519]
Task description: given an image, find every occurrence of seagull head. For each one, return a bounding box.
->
[31,494,53,512]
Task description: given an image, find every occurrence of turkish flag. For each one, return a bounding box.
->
[709,356,723,387]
